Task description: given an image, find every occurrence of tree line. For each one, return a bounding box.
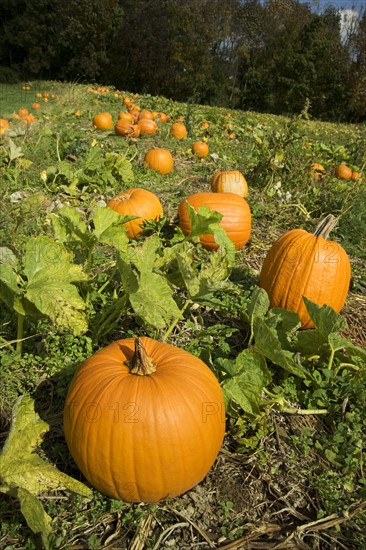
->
[1,0,365,121]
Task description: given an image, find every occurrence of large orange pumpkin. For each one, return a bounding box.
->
[63,336,225,502]
[144,148,174,174]
[259,215,351,328]
[107,188,163,238]
[178,192,252,250]
[210,170,249,198]
[93,112,113,130]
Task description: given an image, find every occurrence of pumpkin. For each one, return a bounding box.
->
[118,111,134,123]
[114,119,140,138]
[21,114,36,125]
[335,164,353,180]
[0,119,9,133]
[93,112,113,130]
[138,118,158,135]
[259,215,351,329]
[138,109,154,120]
[144,148,174,174]
[17,107,29,117]
[310,163,325,181]
[107,188,163,238]
[192,141,209,158]
[156,112,169,123]
[63,336,225,503]
[210,170,249,198]
[351,171,362,182]
[31,102,41,110]
[170,122,187,139]
[178,192,252,250]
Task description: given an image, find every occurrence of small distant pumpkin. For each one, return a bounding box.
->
[156,112,169,123]
[335,164,353,180]
[210,170,249,198]
[31,102,41,110]
[178,192,252,250]
[138,109,154,120]
[93,112,113,130]
[192,141,209,158]
[107,188,163,238]
[115,119,140,138]
[310,163,326,181]
[138,119,158,135]
[170,122,187,139]
[17,107,29,117]
[144,148,174,174]
[351,171,363,182]
[118,111,134,123]
[21,114,36,125]
[0,119,9,133]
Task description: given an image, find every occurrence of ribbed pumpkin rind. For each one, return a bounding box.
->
[178,192,251,250]
[259,228,351,328]
[210,170,249,198]
[107,188,163,238]
[63,337,226,502]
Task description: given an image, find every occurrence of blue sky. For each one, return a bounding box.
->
[306,0,365,12]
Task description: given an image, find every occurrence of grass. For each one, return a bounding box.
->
[0,80,366,549]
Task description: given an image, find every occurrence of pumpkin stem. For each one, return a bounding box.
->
[127,338,157,376]
[313,214,338,239]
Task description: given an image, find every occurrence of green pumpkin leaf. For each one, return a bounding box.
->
[0,263,22,310]
[303,297,347,337]
[92,207,130,253]
[22,236,87,334]
[183,202,223,241]
[0,396,92,548]
[129,271,182,329]
[242,286,270,324]
[222,350,271,416]
[253,316,306,378]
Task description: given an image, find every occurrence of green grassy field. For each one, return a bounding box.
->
[0,80,366,549]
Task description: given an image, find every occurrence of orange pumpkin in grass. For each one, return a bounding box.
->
[210,170,249,198]
[138,118,158,135]
[144,148,174,174]
[0,119,9,133]
[192,141,209,158]
[178,192,251,250]
[63,336,225,502]
[93,112,113,130]
[107,188,163,238]
[170,122,187,139]
[114,119,140,138]
[259,215,351,329]
[118,111,134,123]
[335,164,353,180]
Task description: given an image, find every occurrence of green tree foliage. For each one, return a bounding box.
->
[0,0,365,120]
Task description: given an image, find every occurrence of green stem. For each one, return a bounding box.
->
[327,348,336,370]
[93,295,128,341]
[16,314,25,356]
[162,300,191,342]
[55,133,61,163]
[281,406,328,415]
